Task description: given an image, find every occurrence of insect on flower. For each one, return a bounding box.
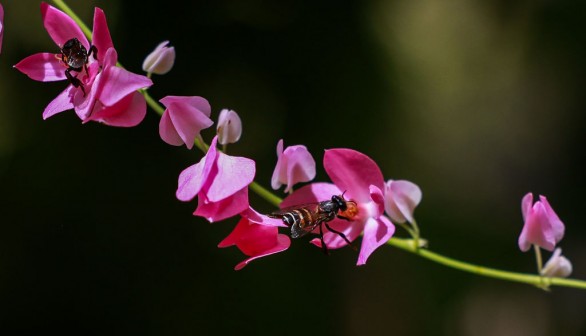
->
[59,37,97,96]
[268,194,359,254]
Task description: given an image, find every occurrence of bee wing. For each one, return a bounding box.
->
[268,202,321,217]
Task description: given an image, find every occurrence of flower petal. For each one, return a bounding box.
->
[43,85,75,119]
[234,235,290,271]
[242,207,286,227]
[41,2,88,48]
[317,217,364,249]
[385,180,422,224]
[539,195,565,243]
[167,102,214,149]
[91,7,113,62]
[160,96,211,117]
[324,148,385,203]
[357,216,395,265]
[159,109,185,146]
[98,58,153,106]
[280,182,342,208]
[518,202,556,252]
[521,192,533,222]
[14,53,67,82]
[206,151,255,202]
[0,4,4,54]
[284,145,316,193]
[194,187,249,222]
[271,139,286,190]
[86,92,146,127]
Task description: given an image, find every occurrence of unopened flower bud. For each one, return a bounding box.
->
[271,139,316,193]
[541,248,572,278]
[142,41,175,75]
[384,180,422,224]
[216,109,242,145]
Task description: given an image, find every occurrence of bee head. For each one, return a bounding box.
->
[332,194,347,211]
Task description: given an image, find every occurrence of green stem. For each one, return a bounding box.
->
[250,182,282,208]
[388,237,586,290]
[142,89,165,116]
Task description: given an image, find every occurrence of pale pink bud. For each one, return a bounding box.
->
[142,41,175,75]
[541,248,572,278]
[271,139,316,193]
[518,193,565,252]
[384,180,422,224]
[216,109,242,145]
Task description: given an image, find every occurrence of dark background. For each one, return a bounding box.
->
[1,0,585,335]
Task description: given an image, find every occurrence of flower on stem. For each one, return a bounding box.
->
[280,148,395,265]
[271,139,316,193]
[541,248,572,278]
[142,40,175,75]
[159,96,213,149]
[518,193,565,252]
[176,136,255,222]
[0,3,4,54]
[384,179,422,224]
[216,109,242,145]
[14,3,152,127]
[218,207,290,270]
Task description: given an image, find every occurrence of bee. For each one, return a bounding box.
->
[59,37,97,96]
[269,194,359,254]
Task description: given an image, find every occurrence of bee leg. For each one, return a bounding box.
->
[337,215,351,221]
[65,69,85,96]
[319,224,329,255]
[88,45,98,61]
[324,223,357,251]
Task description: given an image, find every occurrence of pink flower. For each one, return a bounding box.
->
[142,40,175,75]
[541,248,572,278]
[384,180,422,224]
[176,136,255,222]
[216,109,242,145]
[271,139,316,193]
[280,148,395,265]
[218,207,290,270]
[14,3,152,126]
[518,193,565,252]
[0,3,4,54]
[159,96,213,149]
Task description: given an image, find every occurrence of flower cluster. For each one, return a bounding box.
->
[14,3,152,126]
[9,2,577,281]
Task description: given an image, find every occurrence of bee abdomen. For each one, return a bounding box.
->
[283,208,314,228]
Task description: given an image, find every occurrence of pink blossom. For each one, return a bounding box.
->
[541,248,572,278]
[280,148,395,265]
[176,136,255,222]
[518,193,565,252]
[271,139,316,193]
[159,96,213,149]
[14,3,152,126]
[142,40,175,75]
[0,3,4,54]
[216,109,242,145]
[384,180,422,224]
[218,207,290,270]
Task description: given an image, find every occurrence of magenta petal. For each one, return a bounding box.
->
[539,195,565,243]
[160,96,212,117]
[384,180,422,224]
[14,53,67,82]
[321,218,364,249]
[357,216,395,265]
[518,203,556,251]
[167,103,214,149]
[280,182,341,208]
[234,235,290,270]
[324,149,385,203]
[87,92,146,127]
[206,152,255,202]
[194,187,249,222]
[99,65,152,106]
[521,193,533,222]
[41,3,88,48]
[0,4,4,54]
[91,7,113,62]
[43,85,75,119]
[284,146,316,193]
[159,110,185,146]
[242,208,286,227]
[177,160,208,202]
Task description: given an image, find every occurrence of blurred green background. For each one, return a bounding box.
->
[1,0,585,335]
